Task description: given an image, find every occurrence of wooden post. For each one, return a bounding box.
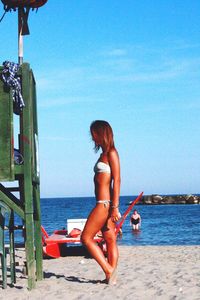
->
[21,63,36,289]
[30,71,43,280]
[9,210,16,284]
[33,185,43,280]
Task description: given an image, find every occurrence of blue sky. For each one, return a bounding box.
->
[0,1,200,197]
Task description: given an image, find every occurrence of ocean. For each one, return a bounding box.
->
[13,195,200,246]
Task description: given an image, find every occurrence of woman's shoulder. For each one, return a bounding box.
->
[108,147,119,159]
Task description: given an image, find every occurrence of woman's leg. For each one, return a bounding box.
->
[102,218,118,269]
[81,205,113,278]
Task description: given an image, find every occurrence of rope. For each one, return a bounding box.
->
[0,10,7,23]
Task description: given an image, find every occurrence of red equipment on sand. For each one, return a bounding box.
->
[41,226,104,259]
[42,192,144,258]
[115,191,143,234]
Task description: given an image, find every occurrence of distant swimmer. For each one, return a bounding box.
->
[130,209,141,230]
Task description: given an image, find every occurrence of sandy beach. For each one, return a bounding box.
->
[0,245,199,300]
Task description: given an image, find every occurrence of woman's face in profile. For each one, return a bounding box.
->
[91,131,100,145]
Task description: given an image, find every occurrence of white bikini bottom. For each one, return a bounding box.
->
[96,200,111,207]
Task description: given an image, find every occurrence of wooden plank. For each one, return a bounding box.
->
[0,187,24,219]
[30,70,43,280]
[9,210,16,284]
[0,75,14,181]
[33,185,43,280]
[21,63,36,290]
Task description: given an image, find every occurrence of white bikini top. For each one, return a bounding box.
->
[94,161,111,174]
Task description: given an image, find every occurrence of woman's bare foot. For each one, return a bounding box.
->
[105,267,117,285]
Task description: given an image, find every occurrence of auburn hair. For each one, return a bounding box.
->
[90,120,115,153]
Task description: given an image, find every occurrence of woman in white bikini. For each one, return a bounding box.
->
[81,120,121,284]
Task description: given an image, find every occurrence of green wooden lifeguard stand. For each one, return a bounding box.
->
[0,63,43,289]
[0,0,48,290]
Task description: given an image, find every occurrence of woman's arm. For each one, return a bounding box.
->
[108,149,121,221]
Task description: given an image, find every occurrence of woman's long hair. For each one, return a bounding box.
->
[90,120,115,153]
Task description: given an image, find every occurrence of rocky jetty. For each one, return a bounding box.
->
[140,194,200,205]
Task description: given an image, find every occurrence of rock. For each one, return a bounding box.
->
[162,196,175,204]
[185,195,200,204]
[139,194,200,205]
[152,195,163,204]
[141,196,151,204]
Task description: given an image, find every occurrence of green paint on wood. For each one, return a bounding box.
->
[0,189,24,219]
[0,76,14,181]
[9,210,16,284]
[33,185,43,280]
[21,64,36,289]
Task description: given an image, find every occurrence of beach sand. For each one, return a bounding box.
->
[0,245,199,300]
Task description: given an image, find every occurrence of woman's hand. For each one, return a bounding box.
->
[111,208,121,223]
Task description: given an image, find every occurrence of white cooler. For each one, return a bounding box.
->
[67,218,87,234]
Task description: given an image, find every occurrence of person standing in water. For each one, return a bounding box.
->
[130,209,141,230]
[81,120,121,284]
